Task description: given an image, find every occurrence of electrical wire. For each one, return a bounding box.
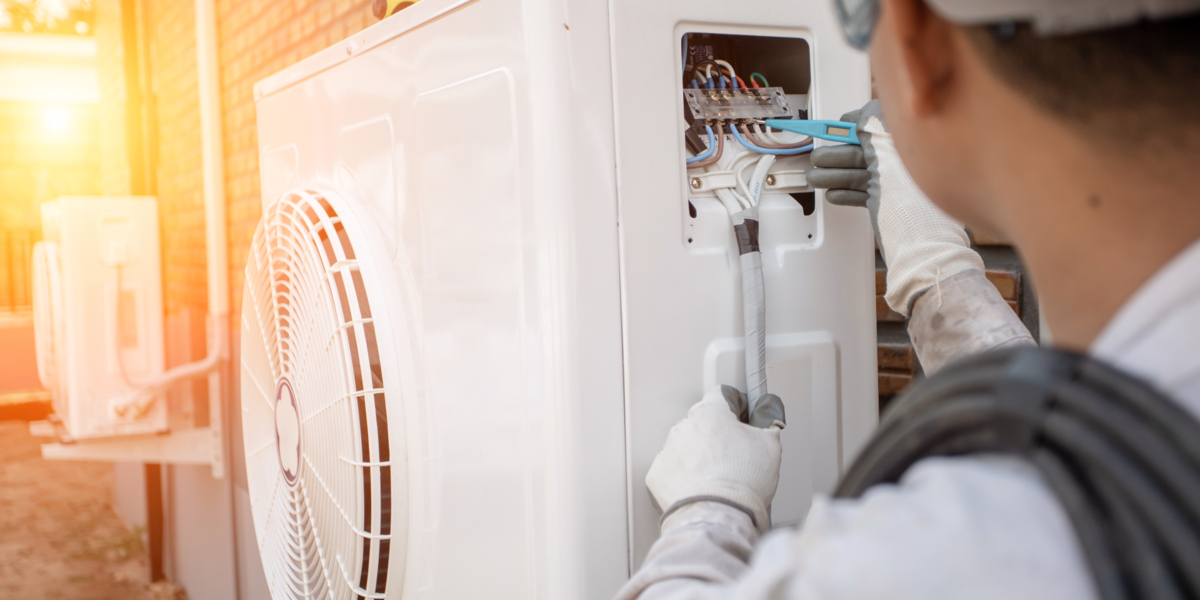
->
[686,124,725,169]
[735,154,758,201]
[715,67,747,90]
[724,150,757,209]
[747,154,776,206]
[682,34,688,76]
[692,60,722,86]
[731,125,814,155]
[763,128,787,145]
[835,347,1200,600]
[750,72,769,88]
[686,125,718,164]
[714,188,748,213]
[714,60,739,89]
[714,60,737,83]
[755,122,797,146]
[745,123,813,149]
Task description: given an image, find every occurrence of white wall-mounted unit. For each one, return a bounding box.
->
[241,0,877,598]
[34,196,167,440]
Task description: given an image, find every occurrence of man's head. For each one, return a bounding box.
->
[857,0,1200,236]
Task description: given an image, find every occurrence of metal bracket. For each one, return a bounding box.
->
[764,170,808,191]
[688,171,739,193]
[40,426,224,476]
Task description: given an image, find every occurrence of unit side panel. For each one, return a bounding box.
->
[252,0,627,597]
[609,7,877,567]
[57,197,167,439]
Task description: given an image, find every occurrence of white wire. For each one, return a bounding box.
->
[716,150,756,209]
[754,122,786,145]
[705,64,714,81]
[755,122,799,146]
[736,156,758,202]
[714,60,737,85]
[689,146,746,216]
[714,189,744,214]
[747,155,776,206]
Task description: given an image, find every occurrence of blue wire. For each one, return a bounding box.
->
[686,126,717,164]
[690,79,699,89]
[730,126,814,156]
[682,34,688,76]
[705,76,714,90]
[718,76,726,90]
[731,74,738,89]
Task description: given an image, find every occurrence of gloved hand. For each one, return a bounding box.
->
[646,386,784,533]
[807,100,984,316]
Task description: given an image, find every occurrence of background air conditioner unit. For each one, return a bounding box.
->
[33,197,167,441]
[241,0,877,598]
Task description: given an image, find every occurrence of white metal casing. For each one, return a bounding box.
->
[36,197,167,440]
[246,0,877,598]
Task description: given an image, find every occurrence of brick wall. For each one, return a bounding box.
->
[146,0,207,314]
[217,0,376,319]
[95,0,129,197]
[95,0,375,325]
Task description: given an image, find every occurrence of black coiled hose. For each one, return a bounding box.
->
[835,347,1200,600]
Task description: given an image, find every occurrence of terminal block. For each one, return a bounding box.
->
[683,87,792,130]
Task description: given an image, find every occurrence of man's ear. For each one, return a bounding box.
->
[880,0,959,117]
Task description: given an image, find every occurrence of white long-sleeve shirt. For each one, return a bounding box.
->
[617,239,1200,600]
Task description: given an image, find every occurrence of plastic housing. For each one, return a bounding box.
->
[248,0,877,597]
[36,197,167,440]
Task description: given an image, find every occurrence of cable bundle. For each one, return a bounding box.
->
[836,347,1200,600]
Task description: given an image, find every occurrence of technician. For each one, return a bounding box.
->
[618,1,1200,598]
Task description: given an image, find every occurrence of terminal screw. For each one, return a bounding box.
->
[766,175,776,187]
[691,178,703,190]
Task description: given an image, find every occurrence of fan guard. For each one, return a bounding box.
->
[241,188,405,600]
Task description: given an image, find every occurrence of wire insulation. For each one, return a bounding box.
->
[686,126,718,164]
[731,126,814,155]
[686,124,725,169]
[746,123,813,149]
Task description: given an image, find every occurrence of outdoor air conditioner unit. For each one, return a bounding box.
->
[241,0,877,598]
[33,197,167,441]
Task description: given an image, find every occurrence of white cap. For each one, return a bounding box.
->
[925,0,1200,34]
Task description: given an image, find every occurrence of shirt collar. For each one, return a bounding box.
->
[1092,237,1200,360]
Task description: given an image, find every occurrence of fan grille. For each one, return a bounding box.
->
[242,189,396,600]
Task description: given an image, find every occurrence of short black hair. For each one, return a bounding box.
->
[964,15,1200,151]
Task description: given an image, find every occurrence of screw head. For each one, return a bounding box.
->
[766,175,777,186]
[691,178,703,190]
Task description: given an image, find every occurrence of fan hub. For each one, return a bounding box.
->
[274,378,301,486]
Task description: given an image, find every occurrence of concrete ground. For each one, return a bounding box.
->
[0,420,185,600]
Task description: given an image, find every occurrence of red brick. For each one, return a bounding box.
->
[877,343,915,372]
[878,372,914,398]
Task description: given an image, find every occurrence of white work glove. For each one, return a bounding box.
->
[808,100,984,316]
[646,386,784,533]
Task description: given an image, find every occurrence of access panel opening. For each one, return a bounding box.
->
[681,31,818,251]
